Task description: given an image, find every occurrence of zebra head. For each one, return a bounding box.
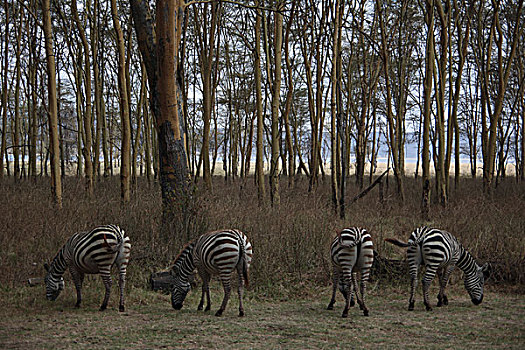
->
[170,272,193,310]
[43,263,64,301]
[465,262,490,305]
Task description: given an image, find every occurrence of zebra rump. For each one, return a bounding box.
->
[44,225,131,312]
[170,229,253,317]
[327,227,374,317]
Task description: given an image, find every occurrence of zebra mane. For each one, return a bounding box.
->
[47,244,68,277]
[172,241,195,276]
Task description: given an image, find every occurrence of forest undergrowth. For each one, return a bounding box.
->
[0,175,524,298]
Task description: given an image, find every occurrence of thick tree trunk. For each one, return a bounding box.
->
[130,0,191,234]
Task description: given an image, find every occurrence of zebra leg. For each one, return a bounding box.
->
[437,266,453,307]
[407,247,420,311]
[237,264,245,317]
[116,243,130,312]
[215,273,232,317]
[349,274,356,308]
[422,266,437,312]
[341,273,352,318]
[327,268,339,310]
[70,267,84,308]
[359,269,371,316]
[118,269,127,312]
[99,272,113,311]
[198,273,211,311]
[351,273,361,310]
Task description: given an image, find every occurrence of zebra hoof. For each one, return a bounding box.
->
[75,303,81,309]
[99,305,107,312]
[425,304,433,312]
[408,302,414,311]
[119,305,125,312]
[341,311,348,318]
[327,302,334,310]
[197,305,203,311]
[239,310,245,317]
[363,310,369,317]
[205,306,211,312]
[443,295,448,305]
[215,309,223,317]
[350,299,355,307]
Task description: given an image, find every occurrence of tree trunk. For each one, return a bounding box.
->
[270,1,283,206]
[483,0,523,194]
[130,0,192,232]
[422,0,435,220]
[254,3,266,203]
[111,0,131,202]
[42,0,62,208]
[0,0,8,179]
[72,0,94,195]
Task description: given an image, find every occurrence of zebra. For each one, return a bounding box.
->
[170,229,253,317]
[385,226,490,311]
[44,225,131,312]
[327,227,374,317]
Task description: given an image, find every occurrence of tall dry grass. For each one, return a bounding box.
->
[0,175,523,296]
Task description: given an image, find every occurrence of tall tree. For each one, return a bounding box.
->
[254,1,266,203]
[0,0,8,179]
[483,0,523,194]
[422,0,435,220]
[111,0,131,202]
[270,0,283,206]
[42,0,62,208]
[71,0,94,195]
[130,0,191,230]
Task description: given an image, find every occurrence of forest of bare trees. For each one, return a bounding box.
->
[0,0,523,219]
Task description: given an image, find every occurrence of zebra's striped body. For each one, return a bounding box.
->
[327,227,374,317]
[170,229,253,317]
[385,226,489,311]
[44,225,131,312]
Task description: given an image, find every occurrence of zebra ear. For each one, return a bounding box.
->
[44,263,50,272]
[481,263,491,277]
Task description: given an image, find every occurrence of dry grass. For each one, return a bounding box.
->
[0,175,524,347]
[0,283,523,349]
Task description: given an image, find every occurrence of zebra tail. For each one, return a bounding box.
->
[337,231,359,248]
[102,233,121,253]
[384,238,411,248]
[242,256,250,288]
[238,237,250,288]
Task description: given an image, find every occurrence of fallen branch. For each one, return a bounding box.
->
[28,277,44,286]
[351,168,390,204]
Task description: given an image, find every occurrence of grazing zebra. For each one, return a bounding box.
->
[44,225,131,312]
[327,227,374,317]
[385,226,489,311]
[170,229,253,317]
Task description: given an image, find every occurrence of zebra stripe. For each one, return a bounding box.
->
[170,229,253,317]
[44,225,131,312]
[327,227,374,317]
[385,226,489,311]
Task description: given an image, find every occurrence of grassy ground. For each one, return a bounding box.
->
[1,281,523,349]
[1,176,524,348]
